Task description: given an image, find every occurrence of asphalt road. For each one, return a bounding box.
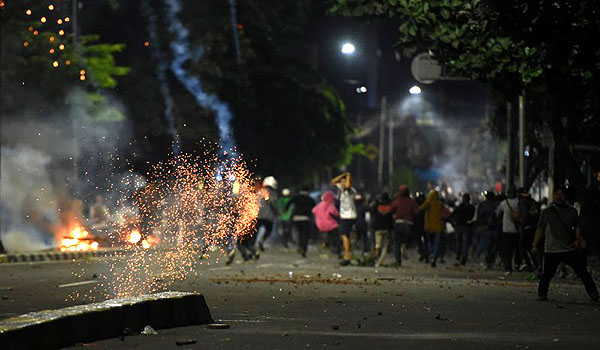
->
[1,245,599,349]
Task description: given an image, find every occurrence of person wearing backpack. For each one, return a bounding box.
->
[496,187,520,275]
[532,186,598,302]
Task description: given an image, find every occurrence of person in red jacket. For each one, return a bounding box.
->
[390,185,420,265]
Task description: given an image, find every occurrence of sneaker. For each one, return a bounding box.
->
[518,263,528,272]
[339,259,351,266]
[536,295,548,301]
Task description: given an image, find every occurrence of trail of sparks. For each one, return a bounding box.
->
[76,148,260,299]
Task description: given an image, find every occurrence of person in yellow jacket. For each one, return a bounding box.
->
[420,189,444,267]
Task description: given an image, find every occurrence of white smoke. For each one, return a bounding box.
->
[164,0,236,154]
[0,89,134,253]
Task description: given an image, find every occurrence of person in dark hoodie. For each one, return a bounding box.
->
[371,192,394,267]
[449,193,476,265]
[286,187,316,257]
[390,184,420,266]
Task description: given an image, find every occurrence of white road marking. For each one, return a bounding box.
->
[57,280,98,288]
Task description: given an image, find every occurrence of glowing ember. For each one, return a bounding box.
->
[128,229,142,244]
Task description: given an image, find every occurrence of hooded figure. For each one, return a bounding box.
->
[312,191,339,233]
[420,189,443,233]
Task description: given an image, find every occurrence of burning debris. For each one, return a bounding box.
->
[59,224,99,252]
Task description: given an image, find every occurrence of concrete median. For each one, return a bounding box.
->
[0,291,213,349]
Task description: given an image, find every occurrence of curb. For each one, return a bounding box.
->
[0,248,128,264]
[0,291,213,349]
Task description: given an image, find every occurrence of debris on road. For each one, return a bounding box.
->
[141,325,157,335]
[207,323,230,329]
[176,338,197,346]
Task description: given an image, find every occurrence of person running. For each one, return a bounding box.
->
[312,190,340,257]
[532,186,599,302]
[286,187,316,257]
[331,172,357,266]
[257,176,279,252]
[449,193,476,265]
[277,188,294,249]
[496,187,520,275]
[420,189,444,267]
[390,184,420,266]
[371,192,394,267]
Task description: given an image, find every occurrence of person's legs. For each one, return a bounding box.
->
[563,251,599,299]
[340,219,355,261]
[376,230,390,267]
[296,221,310,257]
[393,223,403,264]
[282,221,292,248]
[430,233,442,266]
[460,226,473,265]
[501,232,515,272]
[455,229,464,260]
[538,252,561,298]
[328,229,341,257]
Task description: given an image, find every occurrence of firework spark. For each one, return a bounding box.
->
[78,148,260,299]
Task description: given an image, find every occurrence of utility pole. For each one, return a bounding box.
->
[518,89,526,189]
[506,101,514,190]
[377,96,387,188]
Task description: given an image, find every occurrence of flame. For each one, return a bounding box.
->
[141,240,150,249]
[59,224,99,252]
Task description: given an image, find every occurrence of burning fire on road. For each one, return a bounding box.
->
[59,224,99,252]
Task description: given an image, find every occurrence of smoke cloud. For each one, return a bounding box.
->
[0,89,134,253]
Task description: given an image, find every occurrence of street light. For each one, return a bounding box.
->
[341,42,355,55]
[409,85,422,95]
[355,86,367,94]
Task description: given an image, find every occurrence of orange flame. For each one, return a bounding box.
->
[59,224,99,252]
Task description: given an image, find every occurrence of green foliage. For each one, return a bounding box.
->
[330,0,598,86]
[80,35,130,88]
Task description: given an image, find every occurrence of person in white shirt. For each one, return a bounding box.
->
[332,172,357,266]
[496,188,520,274]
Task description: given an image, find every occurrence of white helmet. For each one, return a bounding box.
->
[262,176,278,189]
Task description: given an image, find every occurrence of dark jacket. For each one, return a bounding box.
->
[370,199,394,231]
[477,200,497,228]
[286,192,316,218]
[450,202,475,226]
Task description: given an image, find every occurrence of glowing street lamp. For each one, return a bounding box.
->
[341,42,355,55]
[409,85,422,95]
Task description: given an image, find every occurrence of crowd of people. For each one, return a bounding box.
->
[232,172,599,302]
